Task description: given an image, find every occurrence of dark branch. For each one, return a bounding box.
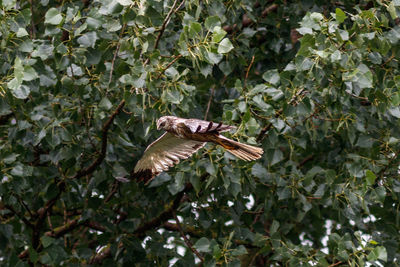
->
[3,204,34,229]
[261,4,278,17]
[173,211,204,262]
[74,100,126,179]
[133,187,188,238]
[257,89,307,142]
[244,55,255,89]
[162,222,202,237]
[204,87,215,120]
[297,154,315,169]
[91,175,208,264]
[154,0,185,50]
[108,23,127,87]
[157,54,183,79]
[45,217,83,238]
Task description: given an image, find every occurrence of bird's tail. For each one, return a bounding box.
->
[212,135,263,161]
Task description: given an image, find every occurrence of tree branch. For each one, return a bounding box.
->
[173,211,204,262]
[133,186,189,238]
[261,4,278,17]
[204,87,215,120]
[108,23,127,88]
[256,88,307,142]
[45,217,83,238]
[244,55,255,89]
[157,54,183,79]
[162,222,202,237]
[3,204,34,229]
[33,181,65,249]
[154,0,185,50]
[297,154,314,169]
[74,100,125,179]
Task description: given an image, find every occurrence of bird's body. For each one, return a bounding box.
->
[132,116,263,184]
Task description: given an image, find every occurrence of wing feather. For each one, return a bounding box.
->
[132,132,206,183]
[183,118,235,134]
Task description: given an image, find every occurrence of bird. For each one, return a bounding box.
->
[132,116,264,184]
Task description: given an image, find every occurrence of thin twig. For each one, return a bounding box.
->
[89,174,209,264]
[157,54,183,79]
[16,195,34,218]
[28,0,36,38]
[297,154,314,168]
[73,100,126,179]
[173,211,204,262]
[154,0,185,50]
[108,23,127,88]
[4,204,34,229]
[244,55,255,89]
[261,3,278,17]
[204,87,214,120]
[104,181,119,203]
[256,88,307,142]
[328,261,343,267]
[249,207,264,232]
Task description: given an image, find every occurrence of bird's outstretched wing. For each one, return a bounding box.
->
[183,118,236,134]
[132,132,206,184]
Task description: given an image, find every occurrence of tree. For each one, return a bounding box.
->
[0,0,399,265]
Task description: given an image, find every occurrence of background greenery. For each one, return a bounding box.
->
[1,0,400,265]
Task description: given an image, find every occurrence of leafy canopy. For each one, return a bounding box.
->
[0,0,400,266]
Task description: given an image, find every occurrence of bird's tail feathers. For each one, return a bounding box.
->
[214,135,263,161]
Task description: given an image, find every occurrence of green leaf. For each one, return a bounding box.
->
[270,220,280,235]
[389,107,400,118]
[231,245,247,256]
[45,8,63,25]
[218,38,234,54]
[367,246,387,262]
[271,149,283,165]
[206,51,223,64]
[262,69,280,85]
[11,164,33,177]
[163,90,183,104]
[2,0,16,10]
[116,0,133,6]
[251,163,267,179]
[194,237,211,252]
[335,8,347,23]
[387,1,397,19]
[99,97,112,110]
[212,26,227,43]
[9,84,31,99]
[365,170,377,186]
[3,153,19,164]
[189,22,202,37]
[16,27,29,37]
[219,61,233,75]
[205,16,221,30]
[252,95,272,111]
[41,236,55,248]
[77,32,98,48]
[23,66,38,81]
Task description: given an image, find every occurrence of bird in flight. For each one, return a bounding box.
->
[132,116,263,184]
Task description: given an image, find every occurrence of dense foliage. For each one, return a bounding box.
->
[1,0,400,265]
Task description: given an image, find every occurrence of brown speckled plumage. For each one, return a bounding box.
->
[132,116,264,184]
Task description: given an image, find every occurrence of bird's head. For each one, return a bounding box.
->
[157,116,173,130]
